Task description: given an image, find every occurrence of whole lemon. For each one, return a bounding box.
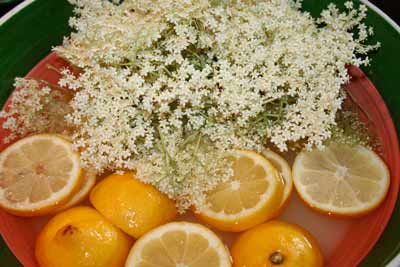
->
[90,172,177,238]
[35,206,133,267]
[231,220,323,267]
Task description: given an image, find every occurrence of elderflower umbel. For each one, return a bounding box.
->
[2,0,379,211]
[0,78,73,143]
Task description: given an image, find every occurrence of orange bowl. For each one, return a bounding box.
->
[0,54,399,267]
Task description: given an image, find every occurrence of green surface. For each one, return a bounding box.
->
[0,0,72,106]
[0,0,399,266]
[0,238,19,267]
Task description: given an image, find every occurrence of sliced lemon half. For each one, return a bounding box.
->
[197,150,284,232]
[125,222,232,267]
[58,169,97,211]
[262,149,293,208]
[293,143,390,216]
[0,134,83,216]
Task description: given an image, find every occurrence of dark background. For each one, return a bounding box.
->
[369,0,399,24]
[0,0,399,25]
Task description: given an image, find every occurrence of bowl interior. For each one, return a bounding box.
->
[0,49,399,267]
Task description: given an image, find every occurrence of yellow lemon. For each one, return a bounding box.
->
[57,170,97,211]
[196,150,284,232]
[35,206,133,267]
[262,149,293,215]
[0,134,83,216]
[231,220,323,267]
[126,222,232,267]
[90,172,177,238]
[293,143,390,216]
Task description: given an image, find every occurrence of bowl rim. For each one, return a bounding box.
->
[389,254,400,267]
[360,0,400,34]
[0,0,34,26]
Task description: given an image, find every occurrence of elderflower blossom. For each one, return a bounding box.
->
[3,0,379,211]
[0,78,73,143]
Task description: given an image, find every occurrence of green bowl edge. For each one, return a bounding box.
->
[0,0,72,266]
[0,0,399,266]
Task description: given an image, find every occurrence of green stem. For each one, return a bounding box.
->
[46,64,62,75]
[157,126,177,174]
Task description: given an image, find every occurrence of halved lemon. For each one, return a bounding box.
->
[90,172,177,239]
[262,149,293,209]
[36,206,133,267]
[293,143,390,216]
[0,134,83,216]
[125,222,232,267]
[196,150,284,232]
[231,220,323,267]
[58,170,97,211]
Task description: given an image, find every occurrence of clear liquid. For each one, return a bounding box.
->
[278,193,352,258]
[177,191,353,259]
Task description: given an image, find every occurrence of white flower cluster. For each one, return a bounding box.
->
[3,0,379,211]
[0,79,73,143]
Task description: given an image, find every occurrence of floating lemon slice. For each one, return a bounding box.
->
[125,222,232,267]
[0,134,83,216]
[262,149,293,209]
[196,150,284,232]
[293,143,390,216]
[58,170,97,211]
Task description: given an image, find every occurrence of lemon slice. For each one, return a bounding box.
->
[293,143,390,216]
[262,149,293,208]
[58,170,97,211]
[125,222,232,267]
[0,134,83,216]
[197,150,284,232]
